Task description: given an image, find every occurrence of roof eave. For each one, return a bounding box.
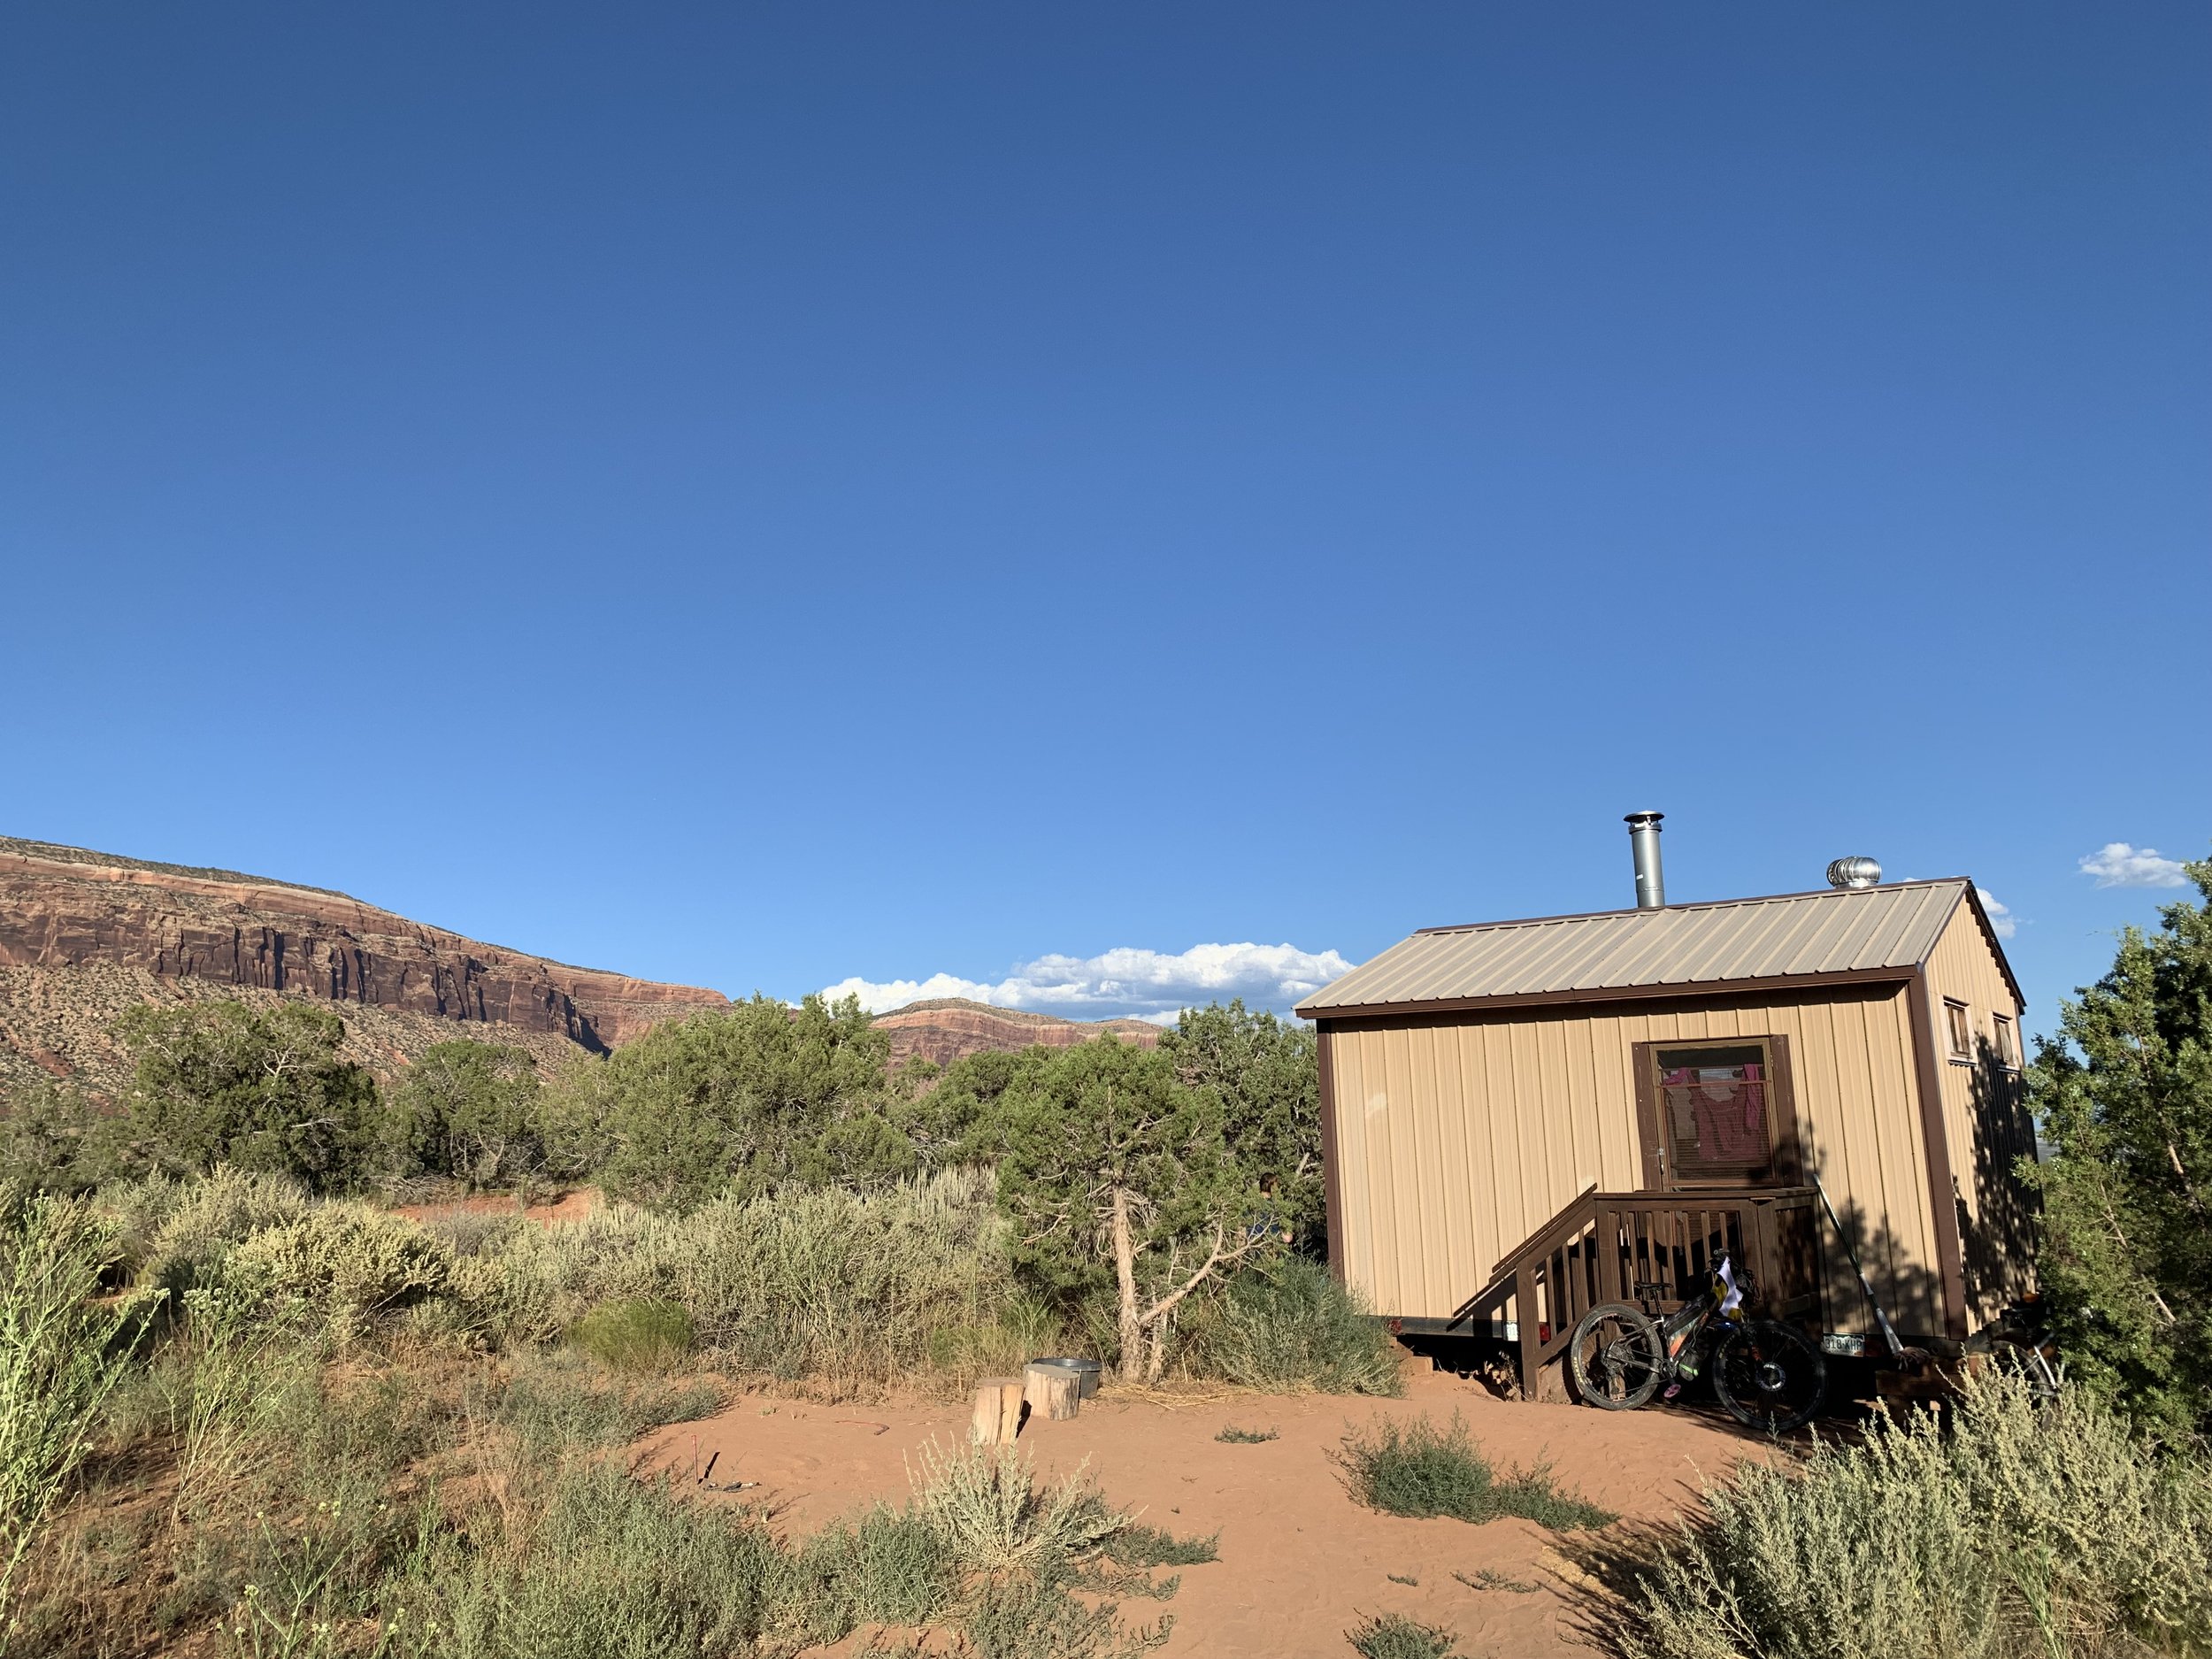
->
[1296,963,1921,1023]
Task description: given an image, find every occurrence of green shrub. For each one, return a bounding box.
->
[1334,1412,1613,1531]
[221,1203,453,1340]
[1192,1256,1402,1394]
[1618,1365,2212,1659]
[1102,1522,1219,1567]
[378,1459,791,1659]
[1215,1425,1279,1443]
[1347,1611,1458,1659]
[121,1165,311,1302]
[958,1571,1173,1659]
[0,1083,145,1197]
[569,1298,693,1371]
[793,1502,957,1628]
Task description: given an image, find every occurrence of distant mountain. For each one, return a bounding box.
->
[871,997,1163,1069]
[0,837,1168,1101]
[0,835,726,1095]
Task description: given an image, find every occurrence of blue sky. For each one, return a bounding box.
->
[3,5,2205,1033]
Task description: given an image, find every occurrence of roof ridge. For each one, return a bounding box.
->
[1302,878,1984,1018]
[1410,877,1972,936]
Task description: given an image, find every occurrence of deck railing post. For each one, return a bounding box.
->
[1516,1262,1540,1402]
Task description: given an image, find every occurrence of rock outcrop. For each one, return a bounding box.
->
[871,997,1163,1070]
[0,836,726,1066]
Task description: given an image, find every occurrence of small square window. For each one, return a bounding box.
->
[1945,1000,1972,1059]
[1992,1014,2016,1068]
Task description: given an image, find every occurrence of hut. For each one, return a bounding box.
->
[1294,814,2038,1395]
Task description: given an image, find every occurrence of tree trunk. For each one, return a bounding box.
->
[1110,1186,1145,1383]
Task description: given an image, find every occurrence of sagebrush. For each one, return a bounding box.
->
[1617,1365,2212,1659]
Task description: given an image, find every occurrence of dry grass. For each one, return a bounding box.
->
[0,1195,140,1653]
[17,1321,1208,1658]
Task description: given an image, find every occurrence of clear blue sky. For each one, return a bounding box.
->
[4,5,2206,1032]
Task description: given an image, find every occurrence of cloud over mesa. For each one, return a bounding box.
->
[2078,843,2189,888]
[820,941,1356,1025]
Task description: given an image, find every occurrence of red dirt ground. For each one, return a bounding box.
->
[645,1360,1786,1658]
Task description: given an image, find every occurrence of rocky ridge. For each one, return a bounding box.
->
[0,836,726,1081]
[0,837,1171,1096]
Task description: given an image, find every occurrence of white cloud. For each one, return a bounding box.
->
[819,941,1357,1025]
[1976,888,2017,941]
[2078,842,2189,889]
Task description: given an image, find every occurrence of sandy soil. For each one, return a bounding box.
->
[644,1361,1784,1658]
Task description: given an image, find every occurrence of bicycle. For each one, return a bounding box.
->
[1565,1254,1827,1433]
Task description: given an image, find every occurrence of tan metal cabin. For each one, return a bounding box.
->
[1295,822,2038,1390]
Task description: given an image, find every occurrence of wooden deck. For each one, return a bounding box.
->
[1449,1186,1824,1400]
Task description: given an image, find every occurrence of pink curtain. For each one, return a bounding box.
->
[1663,1063,1766,1164]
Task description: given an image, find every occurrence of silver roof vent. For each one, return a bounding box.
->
[1624,811,1665,910]
[1826,856,1882,890]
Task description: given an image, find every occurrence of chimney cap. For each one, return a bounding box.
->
[1623,810,1664,828]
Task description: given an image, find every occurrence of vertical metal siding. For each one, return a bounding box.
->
[1321,985,1947,1336]
[1924,905,2038,1324]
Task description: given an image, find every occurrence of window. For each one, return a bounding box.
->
[1653,1041,1778,1183]
[1992,1013,2016,1069]
[1945,999,1973,1059]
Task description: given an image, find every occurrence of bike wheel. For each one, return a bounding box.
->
[1567,1302,1665,1410]
[1713,1320,1827,1433]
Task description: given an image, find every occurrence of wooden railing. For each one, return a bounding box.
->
[1451,1187,1824,1400]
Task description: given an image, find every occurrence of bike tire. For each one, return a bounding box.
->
[1567,1302,1665,1410]
[1713,1319,1827,1434]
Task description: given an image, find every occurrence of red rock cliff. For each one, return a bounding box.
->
[0,838,726,1054]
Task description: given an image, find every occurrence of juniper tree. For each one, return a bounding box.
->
[1158,999,1322,1251]
[114,1000,380,1192]
[2024,850,2212,1432]
[995,1037,1270,1383]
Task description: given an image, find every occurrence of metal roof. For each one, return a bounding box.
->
[1297,879,1986,1018]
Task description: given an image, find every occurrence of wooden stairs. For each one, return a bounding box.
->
[1449,1186,1824,1401]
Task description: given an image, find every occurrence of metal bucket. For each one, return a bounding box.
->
[1030,1356,1102,1399]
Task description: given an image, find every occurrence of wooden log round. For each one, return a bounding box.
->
[1024,1362,1081,1422]
[970,1377,1025,1445]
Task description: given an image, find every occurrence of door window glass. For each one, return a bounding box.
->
[1655,1043,1774,1180]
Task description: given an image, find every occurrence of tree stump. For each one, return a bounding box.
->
[1024,1363,1082,1422]
[970,1378,1025,1446]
